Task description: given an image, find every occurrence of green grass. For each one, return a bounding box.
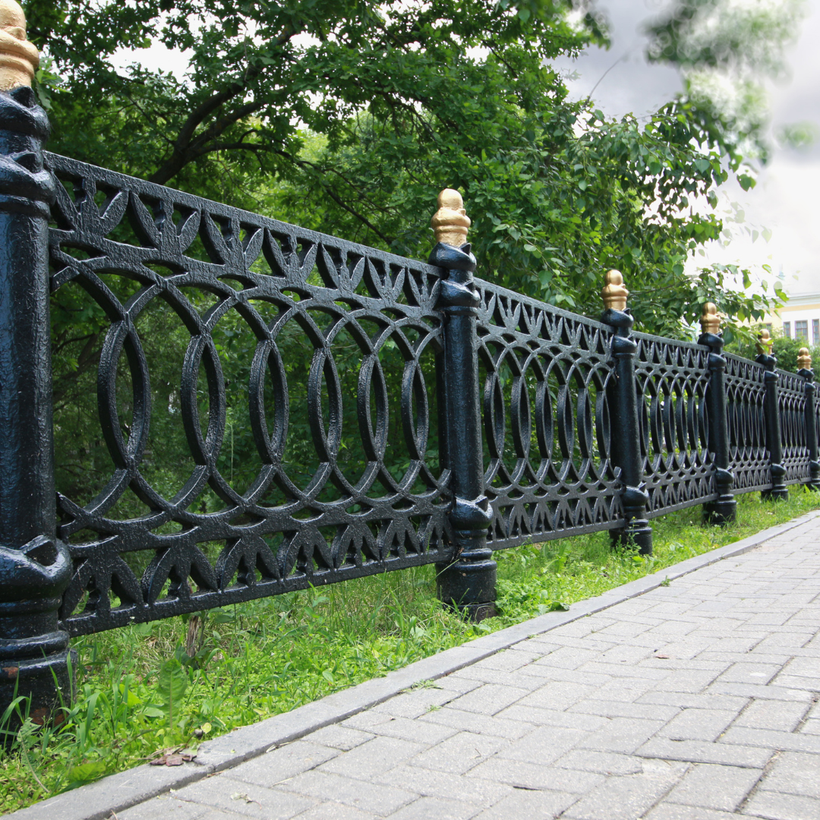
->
[2,489,819,812]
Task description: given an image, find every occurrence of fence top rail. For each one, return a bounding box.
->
[45,151,444,285]
[632,327,710,353]
[473,275,616,336]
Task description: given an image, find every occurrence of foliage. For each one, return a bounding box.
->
[24,0,795,337]
[2,488,820,813]
[645,0,809,164]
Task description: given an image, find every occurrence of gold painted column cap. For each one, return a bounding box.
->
[700,302,721,335]
[0,0,39,91]
[798,347,812,370]
[431,188,470,248]
[757,328,774,356]
[602,269,628,312]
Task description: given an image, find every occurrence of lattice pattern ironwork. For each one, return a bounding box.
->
[474,283,624,549]
[632,333,715,517]
[778,369,811,485]
[47,153,451,635]
[41,153,820,637]
[725,353,770,493]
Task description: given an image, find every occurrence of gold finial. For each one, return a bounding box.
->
[0,0,39,91]
[757,328,773,356]
[602,269,628,312]
[798,347,812,371]
[700,302,720,335]
[431,188,470,247]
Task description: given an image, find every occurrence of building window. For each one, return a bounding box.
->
[795,320,808,341]
[784,322,791,338]
[814,319,819,344]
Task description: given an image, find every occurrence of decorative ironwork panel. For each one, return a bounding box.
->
[778,368,811,485]
[725,353,770,493]
[46,153,451,635]
[473,282,624,549]
[632,332,715,517]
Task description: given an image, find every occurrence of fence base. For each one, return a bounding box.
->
[436,548,497,621]
[610,522,652,555]
[704,499,737,526]
[0,648,74,740]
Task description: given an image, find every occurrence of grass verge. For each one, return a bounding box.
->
[2,489,819,812]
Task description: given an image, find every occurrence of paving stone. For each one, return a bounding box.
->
[494,725,589,764]
[172,775,316,818]
[644,804,743,819]
[372,688,459,719]
[575,717,667,754]
[279,770,417,816]
[475,648,543,672]
[418,707,531,739]
[552,749,645,776]
[467,756,605,793]
[707,682,814,702]
[117,796,212,820]
[447,683,531,715]
[636,737,773,769]
[799,719,820,735]
[293,804,379,820]
[319,737,426,779]
[637,691,750,712]
[756,751,820,798]
[308,725,375,751]
[227,741,340,788]
[514,680,599,711]
[472,788,580,819]
[433,675,483,694]
[663,763,761,811]
[526,646,601,670]
[407,731,508,775]
[561,759,687,820]
[366,715,457,745]
[741,790,820,820]
[768,675,820,692]
[495,703,610,731]
[569,698,680,722]
[385,796,480,820]
[720,726,820,753]
[716,663,783,685]
[371,763,513,807]
[733,700,809,732]
[656,708,738,742]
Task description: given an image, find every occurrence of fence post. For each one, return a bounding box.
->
[698,304,736,524]
[430,189,496,620]
[797,347,820,491]
[756,330,788,500]
[0,1,73,728]
[601,270,652,554]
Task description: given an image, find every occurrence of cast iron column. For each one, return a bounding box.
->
[601,270,652,555]
[698,304,736,524]
[0,2,72,728]
[797,347,820,491]
[430,189,495,620]
[756,330,788,500]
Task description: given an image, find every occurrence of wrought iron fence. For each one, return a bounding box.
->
[1,80,819,720]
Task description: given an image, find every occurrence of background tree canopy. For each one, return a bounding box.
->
[28,0,801,335]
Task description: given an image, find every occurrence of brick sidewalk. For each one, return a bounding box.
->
[14,514,820,820]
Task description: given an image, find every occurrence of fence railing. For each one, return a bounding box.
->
[1,14,819,720]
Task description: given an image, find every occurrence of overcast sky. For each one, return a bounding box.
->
[553,0,820,298]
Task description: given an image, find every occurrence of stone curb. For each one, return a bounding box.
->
[10,509,820,820]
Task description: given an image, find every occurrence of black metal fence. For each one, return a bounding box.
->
[2,82,819,720]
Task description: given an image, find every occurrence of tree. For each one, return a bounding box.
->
[28,0,791,335]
